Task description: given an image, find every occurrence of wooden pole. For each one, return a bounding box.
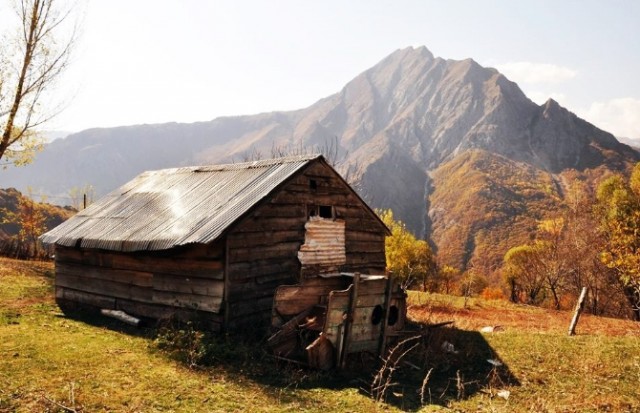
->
[378,273,394,357]
[340,272,360,369]
[568,287,588,336]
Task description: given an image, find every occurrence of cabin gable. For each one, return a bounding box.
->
[224,159,387,330]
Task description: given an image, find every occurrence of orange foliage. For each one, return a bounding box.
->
[479,287,505,301]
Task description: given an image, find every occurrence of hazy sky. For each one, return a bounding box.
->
[3,0,639,140]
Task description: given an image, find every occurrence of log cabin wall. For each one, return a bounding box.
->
[225,160,387,331]
[54,241,226,330]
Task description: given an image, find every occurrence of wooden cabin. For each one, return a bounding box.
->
[41,155,401,335]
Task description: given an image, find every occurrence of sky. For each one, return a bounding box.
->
[2,0,639,140]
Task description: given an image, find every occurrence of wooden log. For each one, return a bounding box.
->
[568,287,588,336]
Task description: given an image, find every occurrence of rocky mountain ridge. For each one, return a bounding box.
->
[3,46,638,270]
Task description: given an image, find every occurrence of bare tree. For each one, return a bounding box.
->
[1,0,77,166]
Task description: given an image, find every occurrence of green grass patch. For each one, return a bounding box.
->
[1,258,639,412]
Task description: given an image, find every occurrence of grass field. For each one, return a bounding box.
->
[1,257,639,412]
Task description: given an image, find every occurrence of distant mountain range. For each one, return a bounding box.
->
[618,136,640,151]
[3,46,638,270]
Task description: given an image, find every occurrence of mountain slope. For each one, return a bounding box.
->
[3,46,638,270]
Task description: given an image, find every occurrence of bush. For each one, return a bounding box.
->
[480,287,505,301]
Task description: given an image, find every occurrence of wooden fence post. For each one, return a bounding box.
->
[340,272,360,369]
[568,287,588,336]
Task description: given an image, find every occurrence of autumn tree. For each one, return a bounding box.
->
[438,265,459,295]
[0,189,47,258]
[563,180,621,316]
[596,163,640,320]
[1,0,76,165]
[378,209,437,289]
[502,242,547,305]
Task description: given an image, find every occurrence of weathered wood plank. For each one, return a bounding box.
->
[226,230,304,249]
[152,273,224,297]
[251,204,306,218]
[255,272,299,285]
[229,242,300,263]
[357,280,387,295]
[56,261,153,287]
[355,294,386,307]
[346,241,385,254]
[231,217,306,233]
[274,283,344,302]
[152,290,222,313]
[344,231,385,242]
[56,246,224,278]
[348,339,379,353]
[56,286,116,309]
[114,299,224,329]
[56,273,153,302]
[346,253,386,267]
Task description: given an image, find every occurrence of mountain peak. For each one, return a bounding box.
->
[543,98,560,108]
[385,45,435,63]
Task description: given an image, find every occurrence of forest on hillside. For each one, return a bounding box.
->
[380,162,640,321]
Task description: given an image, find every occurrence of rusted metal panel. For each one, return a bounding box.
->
[297,218,346,268]
[41,155,321,252]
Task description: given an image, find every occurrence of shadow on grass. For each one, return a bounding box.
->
[55,307,155,340]
[357,326,521,410]
[255,325,521,411]
[58,307,520,411]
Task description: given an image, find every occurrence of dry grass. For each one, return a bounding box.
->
[408,291,640,336]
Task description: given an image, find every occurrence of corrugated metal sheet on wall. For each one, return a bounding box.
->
[297,217,346,268]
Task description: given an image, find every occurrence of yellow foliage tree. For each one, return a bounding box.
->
[596,163,640,320]
[378,209,437,290]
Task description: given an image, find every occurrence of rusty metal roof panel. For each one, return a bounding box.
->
[41,155,321,251]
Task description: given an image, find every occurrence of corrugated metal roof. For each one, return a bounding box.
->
[41,155,323,252]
